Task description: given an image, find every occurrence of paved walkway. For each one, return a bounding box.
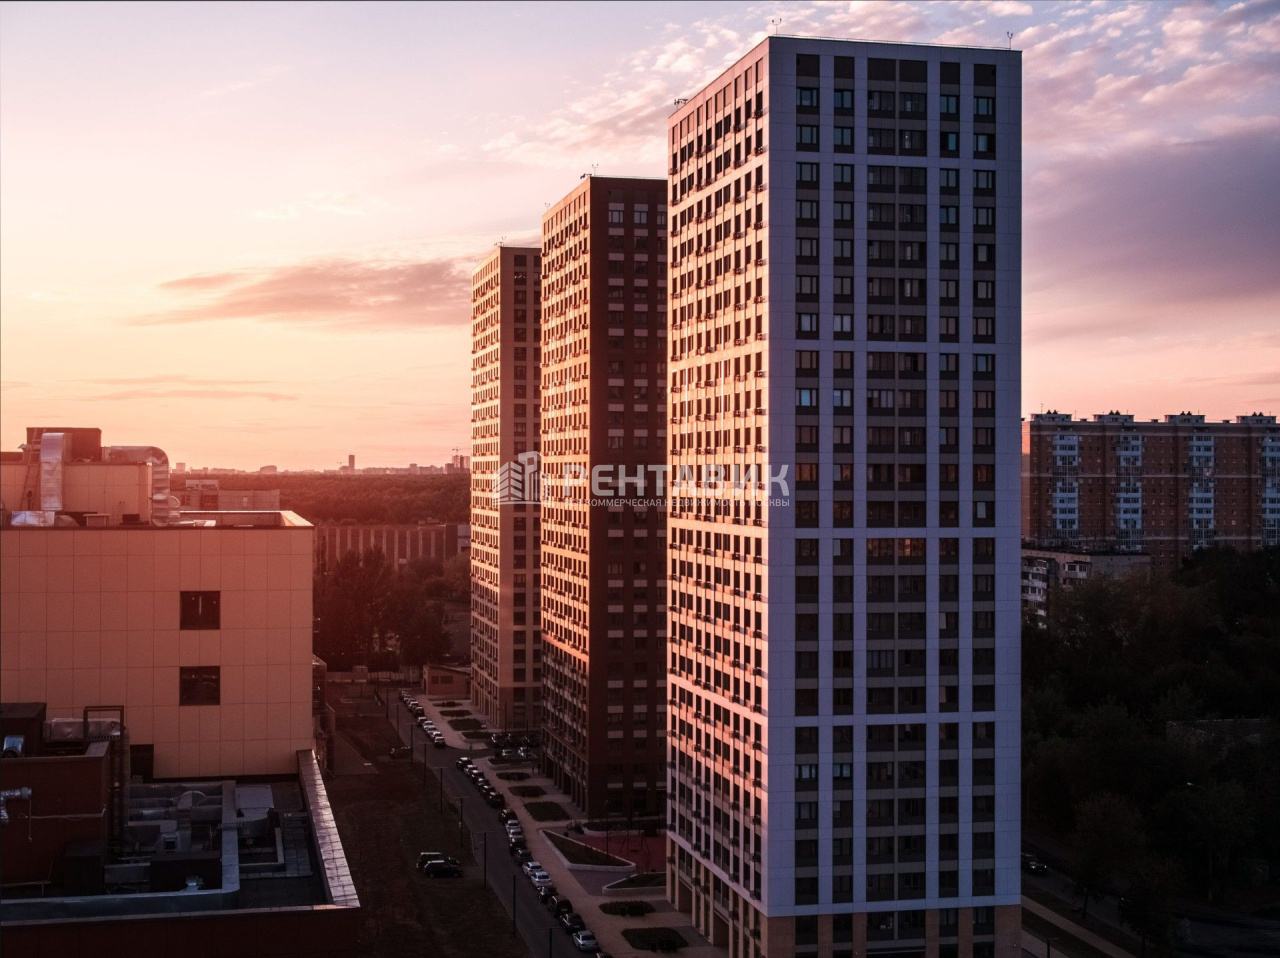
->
[1023,896,1136,958]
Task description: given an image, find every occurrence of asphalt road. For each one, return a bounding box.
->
[1022,856,1280,958]
[387,693,590,958]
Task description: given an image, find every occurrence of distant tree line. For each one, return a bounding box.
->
[1023,547,1280,947]
[313,548,470,671]
[196,473,470,524]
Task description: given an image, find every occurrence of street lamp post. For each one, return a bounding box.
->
[511,873,517,933]
[1045,935,1060,958]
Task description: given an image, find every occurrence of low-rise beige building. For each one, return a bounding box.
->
[1,427,316,779]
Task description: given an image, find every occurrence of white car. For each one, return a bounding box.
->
[521,860,543,877]
[529,869,553,888]
[572,930,599,953]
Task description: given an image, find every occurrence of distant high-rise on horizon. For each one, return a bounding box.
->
[538,175,670,818]
[665,36,1022,958]
[470,246,544,731]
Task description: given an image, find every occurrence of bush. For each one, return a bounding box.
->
[601,900,655,917]
[440,709,470,717]
[509,785,545,798]
[462,731,489,741]
[497,772,530,781]
[524,801,571,822]
[622,928,686,952]
[448,718,482,730]
[545,831,629,865]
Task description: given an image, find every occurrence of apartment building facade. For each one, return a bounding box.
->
[538,176,670,818]
[470,247,544,730]
[665,37,1021,958]
[1022,411,1280,569]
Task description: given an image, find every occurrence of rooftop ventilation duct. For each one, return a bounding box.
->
[39,431,67,511]
[105,445,172,526]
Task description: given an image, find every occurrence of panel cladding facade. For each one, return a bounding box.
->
[1022,411,1280,569]
[539,176,671,819]
[470,246,543,731]
[666,37,1021,958]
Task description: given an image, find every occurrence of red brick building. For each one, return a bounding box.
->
[1022,411,1280,568]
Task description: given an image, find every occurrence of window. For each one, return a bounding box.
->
[797,313,819,335]
[796,200,819,223]
[940,242,958,266]
[940,168,959,191]
[974,133,994,156]
[867,127,895,152]
[607,209,624,224]
[796,237,819,260]
[833,313,853,335]
[179,666,220,706]
[833,88,853,111]
[974,169,995,192]
[941,131,958,155]
[797,275,819,297]
[868,90,894,113]
[939,205,958,226]
[796,87,819,108]
[974,207,996,228]
[940,94,958,116]
[834,163,854,187]
[975,243,995,266]
[180,591,221,630]
[796,162,819,185]
[867,165,895,190]
[834,126,854,149]
[796,125,819,148]
[975,95,995,118]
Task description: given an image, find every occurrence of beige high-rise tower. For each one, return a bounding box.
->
[470,246,543,730]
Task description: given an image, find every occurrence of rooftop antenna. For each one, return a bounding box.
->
[770,17,782,35]
[1006,31,1014,49]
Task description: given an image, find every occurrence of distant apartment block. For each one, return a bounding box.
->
[177,478,281,511]
[538,175,670,818]
[666,37,1022,958]
[314,521,467,572]
[1022,411,1280,568]
[0,427,318,779]
[1020,547,1151,616]
[470,246,544,730]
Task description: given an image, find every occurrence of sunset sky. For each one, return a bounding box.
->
[2,0,1278,470]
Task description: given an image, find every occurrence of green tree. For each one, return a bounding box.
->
[1072,792,1146,920]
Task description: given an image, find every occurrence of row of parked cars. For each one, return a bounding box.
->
[456,756,506,808]
[400,691,447,748]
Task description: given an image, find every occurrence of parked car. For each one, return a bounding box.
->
[422,859,462,878]
[485,792,504,808]
[529,869,553,888]
[537,884,558,903]
[559,912,585,934]
[497,808,517,823]
[512,849,533,867]
[546,894,573,915]
[572,930,599,953]
[1021,852,1048,875]
[521,860,543,877]
[416,852,458,871]
[432,735,447,749]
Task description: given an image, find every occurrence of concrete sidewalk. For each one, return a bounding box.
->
[462,747,724,958]
[1023,896,1136,958]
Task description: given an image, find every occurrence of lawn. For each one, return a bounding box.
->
[523,801,571,822]
[545,830,630,865]
[622,927,687,952]
[508,785,545,798]
[600,900,654,917]
[610,872,666,889]
[496,771,530,781]
[440,709,470,717]
[447,717,483,730]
